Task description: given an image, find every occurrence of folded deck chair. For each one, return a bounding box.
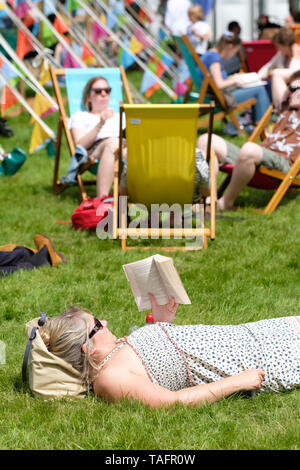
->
[112,103,216,251]
[218,105,300,214]
[50,66,133,200]
[173,35,256,135]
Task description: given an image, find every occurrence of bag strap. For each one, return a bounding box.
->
[22,312,47,384]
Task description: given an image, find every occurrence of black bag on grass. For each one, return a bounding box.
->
[0,118,14,137]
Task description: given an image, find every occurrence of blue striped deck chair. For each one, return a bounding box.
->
[173,35,256,134]
[50,66,132,200]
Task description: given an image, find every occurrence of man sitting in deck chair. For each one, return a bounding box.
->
[198,69,300,211]
[68,75,125,197]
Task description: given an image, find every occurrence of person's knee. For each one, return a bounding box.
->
[197,133,222,159]
[197,133,209,149]
[102,138,119,154]
[197,133,220,148]
[199,134,227,164]
[238,143,262,166]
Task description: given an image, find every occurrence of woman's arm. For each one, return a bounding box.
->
[72,120,103,150]
[71,108,114,150]
[175,369,265,406]
[94,368,265,408]
[291,43,300,59]
[209,62,240,89]
[271,68,292,110]
[257,52,281,80]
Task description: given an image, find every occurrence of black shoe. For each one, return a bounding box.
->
[0,118,14,138]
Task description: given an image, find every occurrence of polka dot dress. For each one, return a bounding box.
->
[125,317,300,393]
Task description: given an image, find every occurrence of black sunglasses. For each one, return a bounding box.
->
[288,85,300,93]
[90,87,112,95]
[88,317,103,339]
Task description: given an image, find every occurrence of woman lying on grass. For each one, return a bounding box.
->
[39,296,299,408]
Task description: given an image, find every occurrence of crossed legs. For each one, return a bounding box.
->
[89,137,119,197]
[197,134,263,210]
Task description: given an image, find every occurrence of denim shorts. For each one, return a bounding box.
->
[224,141,291,173]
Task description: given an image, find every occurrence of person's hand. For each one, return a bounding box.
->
[237,368,265,391]
[100,108,114,125]
[148,293,178,323]
[233,74,246,87]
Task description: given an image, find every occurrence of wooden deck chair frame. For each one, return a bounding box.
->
[50,65,133,201]
[237,48,249,73]
[112,102,216,251]
[218,104,300,214]
[174,35,256,134]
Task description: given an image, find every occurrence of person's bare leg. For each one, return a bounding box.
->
[218,142,263,211]
[197,133,229,204]
[90,138,118,197]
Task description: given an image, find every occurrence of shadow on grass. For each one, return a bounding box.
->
[235,186,300,210]
[13,374,29,395]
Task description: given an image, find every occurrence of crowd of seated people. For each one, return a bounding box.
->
[161,7,300,212]
[61,5,300,214]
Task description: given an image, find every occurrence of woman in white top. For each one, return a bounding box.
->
[258,26,300,80]
[69,76,123,197]
[186,4,212,56]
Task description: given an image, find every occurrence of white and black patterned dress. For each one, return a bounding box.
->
[123,317,300,393]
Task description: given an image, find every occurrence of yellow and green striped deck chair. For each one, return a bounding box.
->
[113,103,216,251]
[173,35,256,135]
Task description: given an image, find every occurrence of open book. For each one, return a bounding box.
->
[123,254,191,312]
[238,72,267,88]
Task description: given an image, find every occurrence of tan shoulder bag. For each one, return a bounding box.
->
[22,313,87,399]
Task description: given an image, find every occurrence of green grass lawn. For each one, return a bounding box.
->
[0,89,299,451]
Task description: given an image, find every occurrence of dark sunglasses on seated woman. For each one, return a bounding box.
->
[90,87,112,95]
[288,84,300,93]
[88,318,103,339]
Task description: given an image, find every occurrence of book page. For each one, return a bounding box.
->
[240,80,267,88]
[154,255,191,305]
[239,72,267,88]
[123,256,169,311]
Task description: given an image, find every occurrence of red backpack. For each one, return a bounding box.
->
[71,195,113,231]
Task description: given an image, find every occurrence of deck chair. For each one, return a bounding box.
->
[112,103,216,251]
[218,105,300,214]
[50,66,133,200]
[173,35,256,134]
[242,40,277,73]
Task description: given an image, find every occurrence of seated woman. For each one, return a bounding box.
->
[199,32,271,124]
[257,26,300,81]
[39,295,299,408]
[69,76,124,197]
